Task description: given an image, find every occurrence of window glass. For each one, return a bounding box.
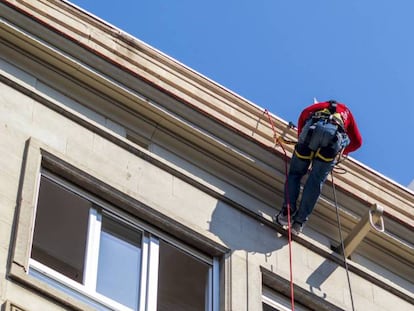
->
[96,216,142,310]
[32,176,90,283]
[263,302,279,311]
[157,240,210,311]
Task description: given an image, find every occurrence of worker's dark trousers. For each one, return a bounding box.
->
[283,152,335,224]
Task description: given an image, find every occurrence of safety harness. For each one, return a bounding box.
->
[295,100,347,162]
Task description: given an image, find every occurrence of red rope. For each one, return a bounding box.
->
[264,109,295,311]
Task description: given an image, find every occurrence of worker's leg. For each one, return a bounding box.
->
[282,150,311,215]
[293,158,335,224]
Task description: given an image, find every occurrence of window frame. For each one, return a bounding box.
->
[261,267,344,311]
[262,286,311,311]
[31,171,218,310]
[9,138,224,311]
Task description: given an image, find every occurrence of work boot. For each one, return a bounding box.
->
[291,222,303,235]
[276,211,289,226]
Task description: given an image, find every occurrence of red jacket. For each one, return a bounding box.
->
[297,101,362,155]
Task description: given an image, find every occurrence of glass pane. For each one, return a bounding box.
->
[96,216,142,310]
[263,302,279,311]
[157,240,210,311]
[32,176,90,283]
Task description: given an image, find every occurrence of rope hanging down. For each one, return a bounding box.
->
[331,172,356,311]
[263,109,295,311]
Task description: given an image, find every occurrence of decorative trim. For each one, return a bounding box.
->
[3,301,26,311]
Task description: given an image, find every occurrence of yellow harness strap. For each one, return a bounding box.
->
[314,108,344,128]
[314,148,335,162]
[294,149,314,160]
[295,148,336,162]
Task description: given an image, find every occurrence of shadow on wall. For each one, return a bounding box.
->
[306,259,338,299]
[209,200,341,301]
[208,201,286,254]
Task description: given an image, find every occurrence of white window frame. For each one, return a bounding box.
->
[84,208,101,289]
[29,171,220,311]
[141,235,159,311]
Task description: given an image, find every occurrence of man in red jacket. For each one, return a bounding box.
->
[276,100,362,235]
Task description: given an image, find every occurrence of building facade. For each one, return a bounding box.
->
[0,1,413,310]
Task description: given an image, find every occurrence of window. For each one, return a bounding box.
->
[29,173,219,311]
[157,240,211,310]
[262,287,310,311]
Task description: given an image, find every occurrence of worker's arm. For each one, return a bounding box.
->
[343,112,362,154]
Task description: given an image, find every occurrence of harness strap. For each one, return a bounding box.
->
[295,147,337,162]
[314,148,336,162]
[312,109,344,129]
[294,149,314,160]
[313,100,343,130]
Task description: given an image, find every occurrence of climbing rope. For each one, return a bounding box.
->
[331,172,356,311]
[264,109,295,311]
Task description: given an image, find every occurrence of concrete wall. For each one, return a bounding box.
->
[0,53,413,311]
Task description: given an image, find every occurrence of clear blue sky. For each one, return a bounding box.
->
[68,0,414,187]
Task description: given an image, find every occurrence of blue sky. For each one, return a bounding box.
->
[68,0,414,187]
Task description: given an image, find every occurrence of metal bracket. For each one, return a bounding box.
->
[369,205,385,233]
[337,203,384,257]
